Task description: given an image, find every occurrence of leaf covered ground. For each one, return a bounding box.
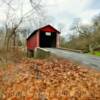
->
[0,58,100,100]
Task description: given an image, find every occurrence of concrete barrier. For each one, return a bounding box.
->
[34,48,51,58]
[58,47,83,53]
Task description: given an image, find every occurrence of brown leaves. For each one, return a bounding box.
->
[0,58,100,100]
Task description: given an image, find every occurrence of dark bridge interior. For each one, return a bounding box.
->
[39,31,56,48]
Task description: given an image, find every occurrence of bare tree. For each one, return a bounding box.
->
[1,0,47,51]
[66,15,100,53]
[0,0,49,63]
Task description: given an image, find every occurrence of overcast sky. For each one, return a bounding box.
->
[0,0,100,35]
[44,0,100,34]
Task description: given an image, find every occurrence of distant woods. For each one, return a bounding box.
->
[61,14,100,53]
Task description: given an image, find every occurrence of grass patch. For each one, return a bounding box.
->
[87,51,100,57]
[94,51,100,56]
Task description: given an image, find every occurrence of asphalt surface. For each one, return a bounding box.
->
[45,48,100,70]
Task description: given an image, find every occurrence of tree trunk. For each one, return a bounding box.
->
[89,44,95,54]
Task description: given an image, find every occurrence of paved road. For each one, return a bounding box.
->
[45,48,100,70]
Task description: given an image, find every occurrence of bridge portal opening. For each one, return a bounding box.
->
[39,31,56,48]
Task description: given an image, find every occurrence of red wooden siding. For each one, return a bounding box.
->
[40,26,59,32]
[27,31,39,50]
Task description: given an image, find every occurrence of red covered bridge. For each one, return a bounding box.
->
[27,25,60,53]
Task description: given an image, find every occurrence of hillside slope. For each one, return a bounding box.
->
[0,58,100,100]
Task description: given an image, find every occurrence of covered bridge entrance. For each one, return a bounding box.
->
[39,31,57,48]
[27,25,60,52]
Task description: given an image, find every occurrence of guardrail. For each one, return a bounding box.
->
[58,47,83,53]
